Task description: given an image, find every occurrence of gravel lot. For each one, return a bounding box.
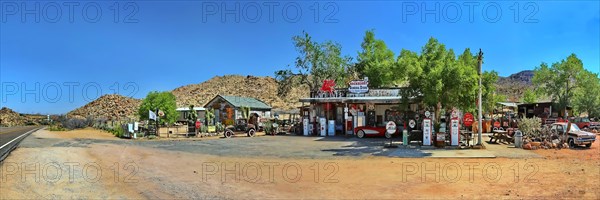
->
[1,128,598,199]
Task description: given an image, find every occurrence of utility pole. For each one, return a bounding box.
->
[476,49,484,146]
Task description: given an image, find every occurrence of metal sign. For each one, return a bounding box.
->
[386,121,397,134]
[451,110,458,119]
[423,119,432,146]
[415,114,420,121]
[409,119,416,128]
[463,112,474,127]
[425,111,431,118]
[348,78,369,94]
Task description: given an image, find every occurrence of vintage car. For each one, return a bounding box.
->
[550,122,596,148]
[224,118,256,138]
[354,126,399,139]
[572,118,599,130]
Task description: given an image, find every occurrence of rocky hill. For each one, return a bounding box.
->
[496,70,534,102]
[172,75,308,111]
[0,107,27,126]
[67,94,141,120]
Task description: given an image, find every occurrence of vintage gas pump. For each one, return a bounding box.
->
[450,110,460,146]
[319,117,327,136]
[303,118,309,136]
[423,111,432,146]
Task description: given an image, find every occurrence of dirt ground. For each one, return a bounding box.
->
[1,128,598,199]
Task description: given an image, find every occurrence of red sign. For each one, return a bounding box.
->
[493,121,501,128]
[320,79,336,93]
[463,113,474,127]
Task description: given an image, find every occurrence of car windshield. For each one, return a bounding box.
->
[569,124,581,131]
[582,118,590,122]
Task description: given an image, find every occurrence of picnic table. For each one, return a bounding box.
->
[489,130,511,144]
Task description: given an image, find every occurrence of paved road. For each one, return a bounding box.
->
[0,126,42,162]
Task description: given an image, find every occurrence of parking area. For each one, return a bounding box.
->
[2,128,599,199]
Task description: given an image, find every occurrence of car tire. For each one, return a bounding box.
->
[568,139,575,148]
[225,130,234,138]
[585,143,592,148]
[248,129,256,137]
[357,130,366,138]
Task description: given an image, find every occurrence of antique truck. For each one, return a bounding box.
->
[224,113,260,138]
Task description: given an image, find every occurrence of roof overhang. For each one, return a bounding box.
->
[299,96,405,104]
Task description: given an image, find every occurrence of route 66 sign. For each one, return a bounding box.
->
[425,111,431,118]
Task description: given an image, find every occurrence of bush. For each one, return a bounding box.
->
[518,117,542,137]
[263,121,272,133]
[47,125,66,131]
[62,118,87,130]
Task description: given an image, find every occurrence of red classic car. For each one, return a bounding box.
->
[354,126,400,139]
[572,118,599,130]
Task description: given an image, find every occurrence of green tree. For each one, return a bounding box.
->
[138,91,178,124]
[186,105,198,122]
[481,70,503,114]
[522,90,537,104]
[572,71,600,117]
[532,54,587,119]
[401,38,483,119]
[276,31,352,97]
[355,30,397,87]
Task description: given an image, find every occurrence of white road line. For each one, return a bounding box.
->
[0,128,39,150]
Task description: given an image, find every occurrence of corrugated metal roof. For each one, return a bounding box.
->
[176,107,206,111]
[497,102,519,107]
[207,95,272,110]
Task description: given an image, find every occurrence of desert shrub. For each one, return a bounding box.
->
[108,126,124,137]
[263,121,272,133]
[216,122,224,132]
[62,118,87,130]
[200,124,208,133]
[518,117,542,137]
[47,125,66,131]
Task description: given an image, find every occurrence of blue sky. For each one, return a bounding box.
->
[1,1,599,114]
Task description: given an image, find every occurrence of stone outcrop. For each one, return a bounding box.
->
[0,107,27,126]
[172,75,308,111]
[67,94,141,120]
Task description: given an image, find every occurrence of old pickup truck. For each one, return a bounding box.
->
[550,122,596,148]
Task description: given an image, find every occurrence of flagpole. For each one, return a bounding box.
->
[476,49,484,146]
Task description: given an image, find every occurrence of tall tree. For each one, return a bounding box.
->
[522,90,538,104]
[572,70,600,117]
[138,91,178,124]
[481,70,504,114]
[533,54,586,118]
[356,30,397,87]
[276,31,352,97]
